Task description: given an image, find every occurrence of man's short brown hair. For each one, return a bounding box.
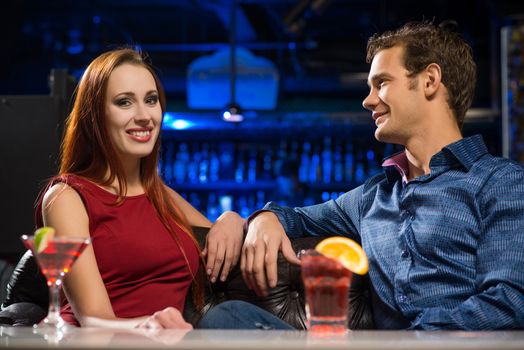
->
[366,21,477,128]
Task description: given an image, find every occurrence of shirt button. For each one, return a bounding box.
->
[401,250,410,258]
[398,295,408,303]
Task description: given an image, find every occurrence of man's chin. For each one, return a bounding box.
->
[374,128,388,142]
[374,128,398,144]
[374,129,405,147]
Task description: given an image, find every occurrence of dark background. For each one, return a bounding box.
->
[1,0,523,259]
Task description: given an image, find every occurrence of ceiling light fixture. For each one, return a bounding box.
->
[223,0,243,123]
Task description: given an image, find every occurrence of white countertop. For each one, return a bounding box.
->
[1,326,524,350]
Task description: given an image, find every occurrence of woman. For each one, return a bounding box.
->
[38,48,244,329]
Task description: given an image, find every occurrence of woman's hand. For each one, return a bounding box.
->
[136,307,193,330]
[202,211,245,282]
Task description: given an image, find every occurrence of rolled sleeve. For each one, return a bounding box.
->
[263,185,363,240]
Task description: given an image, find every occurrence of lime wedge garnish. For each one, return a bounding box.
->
[34,226,55,253]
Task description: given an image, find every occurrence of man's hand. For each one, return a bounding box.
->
[202,211,245,283]
[240,212,301,296]
[136,307,193,330]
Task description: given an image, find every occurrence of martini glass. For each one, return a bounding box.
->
[21,234,91,330]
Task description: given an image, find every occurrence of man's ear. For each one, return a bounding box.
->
[423,63,442,98]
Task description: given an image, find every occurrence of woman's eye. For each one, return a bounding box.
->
[146,95,159,105]
[115,98,131,107]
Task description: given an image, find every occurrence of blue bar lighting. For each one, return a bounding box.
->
[163,113,194,130]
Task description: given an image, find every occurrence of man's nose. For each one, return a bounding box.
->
[362,90,378,111]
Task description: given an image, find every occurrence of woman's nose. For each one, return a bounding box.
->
[134,103,152,122]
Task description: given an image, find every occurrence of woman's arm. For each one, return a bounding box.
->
[165,186,244,282]
[82,307,192,329]
[42,184,192,329]
[42,183,117,325]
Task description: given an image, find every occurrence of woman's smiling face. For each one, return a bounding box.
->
[104,63,162,163]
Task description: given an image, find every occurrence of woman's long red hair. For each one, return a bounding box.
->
[59,48,204,310]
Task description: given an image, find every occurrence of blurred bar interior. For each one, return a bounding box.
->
[0,0,523,261]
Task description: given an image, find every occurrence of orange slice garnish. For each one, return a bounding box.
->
[315,236,368,275]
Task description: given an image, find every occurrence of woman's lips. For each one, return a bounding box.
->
[126,129,153,142]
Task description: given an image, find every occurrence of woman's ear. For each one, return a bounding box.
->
[423,63,442,98]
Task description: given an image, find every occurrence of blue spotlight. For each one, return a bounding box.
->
[163,113,194,130]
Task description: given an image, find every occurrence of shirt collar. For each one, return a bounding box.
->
[381,134,489,183]
[382,151,409,184]
[440,134,488,170]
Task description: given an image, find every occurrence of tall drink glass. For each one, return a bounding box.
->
[21,235,91,329]
[300,249,352,334]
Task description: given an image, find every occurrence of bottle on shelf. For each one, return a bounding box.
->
[333,142,344,182]
[235,151,246,183]
[198,143,210,183]
[255,190,265,211]
[163,141,174,183]
[344,143,354,183]
[219,142,235,180]
[354,150,366,184]
[209,147,220,182]
[219,195,233,212]
[261,149,273,180]
[321,136,333,183]
[366,149,381,177]
[274,140,288,178]
[206,193,220,222]
[309,144,320,183]
[299,142,311,183]
[236,195,250,218]
[187,145,200,183]
[174,142,189,183]
[247,150,257,183]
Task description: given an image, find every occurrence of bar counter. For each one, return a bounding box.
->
[2,327,524,350]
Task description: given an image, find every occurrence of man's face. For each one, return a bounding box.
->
[362,46,424,145]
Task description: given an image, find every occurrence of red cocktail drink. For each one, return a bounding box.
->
[300,250,352,334]
[33,240,89,285]
[21,235,90,330]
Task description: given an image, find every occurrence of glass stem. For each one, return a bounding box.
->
[46,280,63,327]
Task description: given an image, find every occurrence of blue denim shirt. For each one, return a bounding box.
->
[265,135,524,330]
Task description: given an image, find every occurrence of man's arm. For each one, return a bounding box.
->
[241,186,364,296]
[264,185,363,239]
[411,164,524,330]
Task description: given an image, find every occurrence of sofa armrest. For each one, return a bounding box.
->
[2,250,48,310]
[0,302,47,327]
[0,250,48,326]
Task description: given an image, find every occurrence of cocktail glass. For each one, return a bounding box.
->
[300,249,352,334]
[21,234,91,330]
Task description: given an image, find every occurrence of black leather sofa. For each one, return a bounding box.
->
[0,227,374,329]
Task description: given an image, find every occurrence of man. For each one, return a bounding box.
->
[239,21,524,330]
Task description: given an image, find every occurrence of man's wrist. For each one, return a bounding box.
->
[243,209,271,235]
